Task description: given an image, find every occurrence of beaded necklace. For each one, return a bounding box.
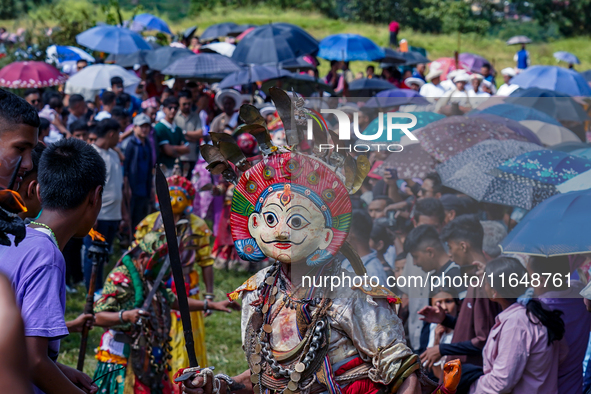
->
[30,221,58,249]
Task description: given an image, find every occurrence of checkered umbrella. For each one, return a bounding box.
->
[161,53,243,80]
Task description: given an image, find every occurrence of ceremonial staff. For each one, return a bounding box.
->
[77,230,109,371]
[155,166,199,368]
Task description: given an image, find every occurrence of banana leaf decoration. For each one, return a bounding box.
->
[343,154,356,191]
[219,141,251,172]
[239,104,266,127]
[269,87,299,146]
[350,155,370,194]
[340,242,366,276]
[200,144,238,185]
[245,123,277,156]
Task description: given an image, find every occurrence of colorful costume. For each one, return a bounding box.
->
[192,89,462,394]
[134,175,213,386]
[93,232,176,394]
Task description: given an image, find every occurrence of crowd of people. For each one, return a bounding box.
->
[0,19,589,394]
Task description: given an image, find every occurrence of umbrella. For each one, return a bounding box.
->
[556,170,591,193]
[467,113,542,145]
[106,49,150,67]
[260,73,334,97]
[318,34,384,61]
[201,42,236,57]
[46,45,94,65]
[458,53,495,74]
[273,56,318,72]
[554,51,580,65]
[509,65,591,96]
[362,111,444,142]
[76,25,151,55]
[228,24,257,37]
[378,47,406,65]
[365,89,430,108]
[218,65,291,89]
[200,22,238,41]
[232,23,318,65]
[161,53,243,80]
[183,26,198,40]
[581,70,591,82]
[506,35,532,45]
[507,87,589,122]
[469,103,562,126]
[395,51,430,66]
[382,143,438,179]
[133,13,172,35]
[429,57,471,80]
[519,120,581,146]
[236,27,256,41]
[347,78,396,96]
[569,147,591,160]
[437,139,549,210]
[0,61,66,89]
[500,189,591,256]
[145,46,194,71]
[495,149,591,186]
[418,116,529,162]
[65,64,140,90]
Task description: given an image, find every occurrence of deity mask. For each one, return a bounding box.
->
[156,175,196,216]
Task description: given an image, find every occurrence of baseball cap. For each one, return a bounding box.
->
[133,113,151,126]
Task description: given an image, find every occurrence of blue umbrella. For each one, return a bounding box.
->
[201,23,239,41]
[554,51,580,65]
[468,103,562,126]
[218,65,292,89]
[364,89,433,108]
[348,78,396,96]
[46,45,95,64]
[582,70,591,82]
[76,25,151,55]
[145,46,194,71]
[509,65,591,96]
[318,34,384,61]
[497,149,591,185]
[133,13,172,35]
[501,189,591,256]
[232,23,318,65]
[506,87,589,122]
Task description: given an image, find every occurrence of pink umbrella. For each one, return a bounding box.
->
[429,57,470,80]
[0,61,67,89]
[236,27,255,41]
[459,52,496,74]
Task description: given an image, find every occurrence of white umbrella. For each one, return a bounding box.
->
[65,64,140,90]
[519,120,580,146]
[556,169,591,193]
[201,42,236,57]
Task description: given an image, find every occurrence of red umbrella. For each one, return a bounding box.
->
[0,61,67,89]
[430,57,470,80]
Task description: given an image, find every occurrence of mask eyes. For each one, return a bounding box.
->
[287,214,310,230]
[263,212,278,228]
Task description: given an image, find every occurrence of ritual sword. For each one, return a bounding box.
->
[155,166,199,368]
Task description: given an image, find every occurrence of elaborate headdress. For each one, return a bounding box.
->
[155,174,196,215]
[201,88,370,270]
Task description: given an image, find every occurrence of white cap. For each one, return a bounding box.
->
[471,73,484,80]
[481,80,492,88]
[426,69,443,81]
[453,72,471,83]
[501,67,516,77]
[404,77,425,87]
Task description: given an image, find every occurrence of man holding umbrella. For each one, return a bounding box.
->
[515,44,530,70]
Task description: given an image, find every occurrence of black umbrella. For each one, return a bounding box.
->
[184,26,198,40]
[381,51,430,67]
[261,73,334,96]
[232,23,319,65]
[272,56,318,72]
[348,78,396,97]
[106,49,151,67]
[378,47,406,64]
[228,24,257,37]
[145,46,194,71]
[218,65,292,89]
[506,87,590,122]
[161,53,243,81]
[580,70,591,82]
[200,23,238,41]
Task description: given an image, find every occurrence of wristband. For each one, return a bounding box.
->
[119,310,126,324]
[205,293,215,301]
[204,299,209,312]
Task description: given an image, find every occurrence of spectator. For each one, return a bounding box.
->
[110,106,132,145]
[370,217,396,279]
[480,220,507,260]
[83,118,123,291]
[16,143,45,221]
[341,209,389,288]
[412,63,426,81]
[154,96,189,176]
[418,172,443,199]
[176,90,204,178]
[23,88,42,111]
[67,94,86,129]
[368,195,394,220]
[366,65,376,79]
[405,77,425,91]
[210,89,241,135]
[389,20,400,47]
[76,59,88,72]
[470,257,566,393]
[38,117,50,144]
[515,43,530,70]
[420,69,445,100]
[95,91,116,121]
[479,63,495,85]
[413,197,445,230]
[38,94,70,143]
[440,194,466,224]
[530,255,591,394]
[124,113,153,230]
[496,68,519,96]
[69,119,89,142]
[110,76,124,96]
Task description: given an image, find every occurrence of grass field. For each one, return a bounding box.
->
[4,0,591,78]
[58,253,251,377]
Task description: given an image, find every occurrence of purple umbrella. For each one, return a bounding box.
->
[365,88,430,108]
[468,113,542,145]
[459,53,495,74]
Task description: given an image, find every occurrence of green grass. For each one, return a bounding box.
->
[58,264,251,378]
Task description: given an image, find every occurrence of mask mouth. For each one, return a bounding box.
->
[261,236,308,246]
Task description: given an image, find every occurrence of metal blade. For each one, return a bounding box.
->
[155,166,199,368]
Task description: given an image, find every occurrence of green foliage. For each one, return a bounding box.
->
[415,0,494,35]
[489,19,561,43]
[514,0,591,37]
